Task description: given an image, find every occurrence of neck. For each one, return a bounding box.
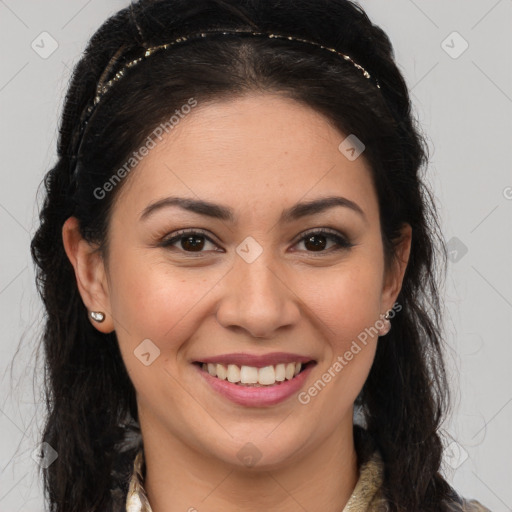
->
[140,412,359,512]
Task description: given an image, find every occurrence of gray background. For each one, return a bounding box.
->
[1,1,511,510]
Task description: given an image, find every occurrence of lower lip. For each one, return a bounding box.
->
[194,363,315,407]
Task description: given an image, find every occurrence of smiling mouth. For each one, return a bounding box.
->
[193,360,315,387]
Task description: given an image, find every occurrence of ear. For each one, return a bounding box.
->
[62,216,115,333]
[380,222,412,313]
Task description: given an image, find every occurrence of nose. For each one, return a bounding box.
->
[215,252,301,339]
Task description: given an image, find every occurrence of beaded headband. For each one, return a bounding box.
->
[72,29,380,180]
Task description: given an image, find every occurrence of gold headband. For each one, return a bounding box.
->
[90,29,380,115]
[73,29,380,179]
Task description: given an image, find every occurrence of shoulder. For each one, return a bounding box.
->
[440,481,493,512]
[353,425,493,512]
[444,495,493,511]
[461,499,494,512]
[369,478,493,512]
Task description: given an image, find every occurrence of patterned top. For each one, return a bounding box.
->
[123,429,492,512]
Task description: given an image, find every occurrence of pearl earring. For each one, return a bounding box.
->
[90,311,105,323]
[378,311,392,336]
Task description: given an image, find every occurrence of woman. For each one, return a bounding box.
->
[30,0,492,510]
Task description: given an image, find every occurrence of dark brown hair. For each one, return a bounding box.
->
[30,0,454,510]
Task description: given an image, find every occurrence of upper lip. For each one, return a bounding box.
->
[194,352,315,368]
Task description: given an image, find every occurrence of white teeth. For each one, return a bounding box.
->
[275,363,286,381]
[200,361,305,385]
[227,364,240,383]
[240,365,258,384]
[216,363,227,380]
[285,362,295,380]
[258,366,276,385]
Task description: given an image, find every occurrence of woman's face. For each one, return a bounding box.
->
[66,92,411,469]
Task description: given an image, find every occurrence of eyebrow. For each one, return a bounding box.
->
[139,195,367,224]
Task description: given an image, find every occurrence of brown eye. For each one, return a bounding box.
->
[180,234,206,252]
[303,233,328,251]
[160,229,219,254]
[159,228,354,256]
[294,229,354,254]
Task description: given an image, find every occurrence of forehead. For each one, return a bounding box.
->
[111,93,379,225]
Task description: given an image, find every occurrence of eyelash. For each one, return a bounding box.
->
[159,228,354,257]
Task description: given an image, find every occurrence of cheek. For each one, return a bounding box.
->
[108,250,204,337]
[303,261,383,339]
[108,257,206,408]
[298,261,383,396]
[108,251,227,384]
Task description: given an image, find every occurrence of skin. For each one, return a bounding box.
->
[62,92,412,512]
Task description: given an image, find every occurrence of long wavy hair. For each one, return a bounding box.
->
[30,0,453,510]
